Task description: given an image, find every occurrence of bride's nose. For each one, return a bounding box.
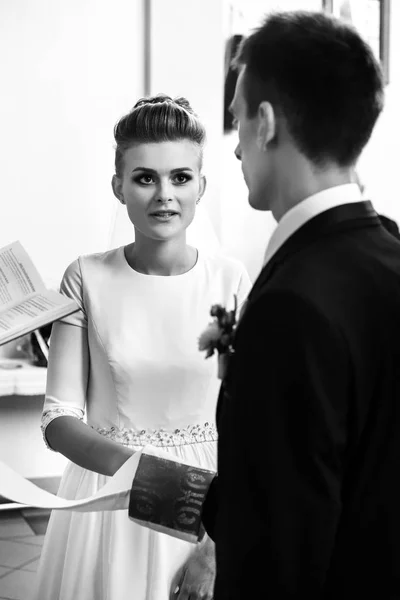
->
[156,180,173,202]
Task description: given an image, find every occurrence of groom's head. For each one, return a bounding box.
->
[230,11,384,214]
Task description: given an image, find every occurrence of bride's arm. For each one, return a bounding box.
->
[45,417,134,477]
[43,320,134,477]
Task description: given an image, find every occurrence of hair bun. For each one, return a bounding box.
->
[133,94,173,109]
[173,97,194,113]
[132,94,195,115]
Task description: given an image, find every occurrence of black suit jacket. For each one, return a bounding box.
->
[203,201,400,599]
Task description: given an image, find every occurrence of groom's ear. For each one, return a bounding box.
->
[256,101,276,151]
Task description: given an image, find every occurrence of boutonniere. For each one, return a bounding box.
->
[198,295,238,380]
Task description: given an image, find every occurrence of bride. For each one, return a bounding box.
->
[32,94,250,600]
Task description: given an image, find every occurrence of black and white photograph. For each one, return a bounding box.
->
[0,1,399,598]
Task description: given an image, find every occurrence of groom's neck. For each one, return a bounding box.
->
[270,152,356,222]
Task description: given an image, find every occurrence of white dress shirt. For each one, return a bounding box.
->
[263,184,364,267]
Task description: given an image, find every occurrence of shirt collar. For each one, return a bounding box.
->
[263,183,363,267]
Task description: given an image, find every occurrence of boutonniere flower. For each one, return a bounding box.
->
[198,295,238,380]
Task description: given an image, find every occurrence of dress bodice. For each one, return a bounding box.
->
[43,247,251,438]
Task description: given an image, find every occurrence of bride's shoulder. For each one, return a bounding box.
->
[62,247,123,283]
[201,251,248,278]
[201,253,252,306]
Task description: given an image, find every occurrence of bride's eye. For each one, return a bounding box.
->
[135,175,154,185]
[173,173,192,185]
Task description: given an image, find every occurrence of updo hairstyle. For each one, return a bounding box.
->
[114,94,206,178]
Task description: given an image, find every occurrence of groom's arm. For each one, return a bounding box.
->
[219,289,350,596]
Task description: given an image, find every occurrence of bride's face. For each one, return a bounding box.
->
[112,140,206,242]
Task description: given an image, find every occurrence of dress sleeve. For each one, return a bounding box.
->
[58,258,88,327]
[41,259,89,450]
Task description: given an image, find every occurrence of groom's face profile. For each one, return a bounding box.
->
[231,68,272,212]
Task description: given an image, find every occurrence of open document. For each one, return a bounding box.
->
[0,241,78,346]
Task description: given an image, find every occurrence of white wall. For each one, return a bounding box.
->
[358,0,400,221]
[0,0,145,287]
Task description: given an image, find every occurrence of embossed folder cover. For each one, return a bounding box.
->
[129,447,215,543]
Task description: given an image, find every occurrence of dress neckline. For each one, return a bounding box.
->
[119,245,201,279]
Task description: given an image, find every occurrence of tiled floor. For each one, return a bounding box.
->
[0,508,50,600]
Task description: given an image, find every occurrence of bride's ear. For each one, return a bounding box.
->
[198,175,207,200]
[112,175,125,204]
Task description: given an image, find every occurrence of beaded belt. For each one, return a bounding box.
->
[94,422,217,448]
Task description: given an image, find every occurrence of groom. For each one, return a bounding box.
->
[201,10,400,599]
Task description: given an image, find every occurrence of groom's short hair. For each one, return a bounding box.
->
[233,11,384,167]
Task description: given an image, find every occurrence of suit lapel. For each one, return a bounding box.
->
[249,201,380,302]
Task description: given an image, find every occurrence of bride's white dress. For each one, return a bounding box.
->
[32,246,250,600]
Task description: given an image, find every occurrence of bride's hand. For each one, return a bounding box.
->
[171,536,215,600]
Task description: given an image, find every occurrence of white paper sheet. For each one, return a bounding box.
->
[0,447,188,512]
[0,446,203,512]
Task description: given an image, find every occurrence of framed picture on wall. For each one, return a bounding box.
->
[322,0,390,84]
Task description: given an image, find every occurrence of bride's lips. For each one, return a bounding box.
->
[149,210,179,221]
